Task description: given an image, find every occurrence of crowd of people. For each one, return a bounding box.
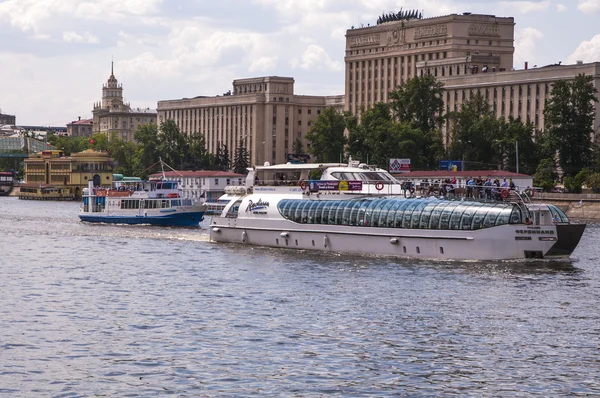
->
[399,177,529,201]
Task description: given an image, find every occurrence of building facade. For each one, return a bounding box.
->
[157,76,344,166]
[92,63,157,142]
[345,12,515,116]
[344,12,600,145]
[67,117,93,137]
[149,170,245,202]
[0,111,16,126]
[24,149,114,198]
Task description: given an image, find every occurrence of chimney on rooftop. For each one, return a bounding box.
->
[78,116,81,121]
[525,61,528,70]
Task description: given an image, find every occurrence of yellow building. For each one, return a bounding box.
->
[23,149,114,199]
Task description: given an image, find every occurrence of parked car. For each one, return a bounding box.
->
[551,187,568,193]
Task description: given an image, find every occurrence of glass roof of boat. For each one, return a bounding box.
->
[277,197,523,231]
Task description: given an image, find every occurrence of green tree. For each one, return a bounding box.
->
[182,132,211,170]
[306,107,347,163]
[292,138,304,155]
[107,134,136,176]
[389,74,445,133]
[533,158,558,192]
[133,123,160,177]
[158,120,187,169]
[544,73,599,177]
[232,139,250,175]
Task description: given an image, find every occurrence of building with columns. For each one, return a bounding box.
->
[92,63,157,142]
[344,11,600,145]
[157,76,344,166]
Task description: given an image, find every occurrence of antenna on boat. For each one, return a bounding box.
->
[159,157,166,179]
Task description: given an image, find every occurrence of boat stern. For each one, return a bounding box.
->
[545,223,586,257]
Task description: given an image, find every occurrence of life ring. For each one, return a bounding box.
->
[375,182,384,191]
[501,189,509,199]
[299,181,308,190]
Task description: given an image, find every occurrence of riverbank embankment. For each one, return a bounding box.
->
[533,192,600,220]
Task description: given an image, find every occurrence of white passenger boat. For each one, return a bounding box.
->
[79,177,206,227]
[209,162,585,261]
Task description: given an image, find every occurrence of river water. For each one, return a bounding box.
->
[1,196,599,397]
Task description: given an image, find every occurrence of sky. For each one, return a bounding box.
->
[2,0,600,126]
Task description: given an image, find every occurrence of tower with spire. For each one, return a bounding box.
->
[91,62,157,142]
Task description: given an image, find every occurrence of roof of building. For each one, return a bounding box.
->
[69,119,93,125]
[394,170,531,178]
[149,170,245,178]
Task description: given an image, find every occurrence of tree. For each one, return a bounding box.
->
[292,138,304,155]
[213,143,230,171]
[533,158,558,192]
[306,107,347,163]
[158,120,187,169]
[232,139,250,175]
[389,74,445,133]
[182,132,211,170]
[133,123,160,177]
[107,134,136,176]
[544,73,599,177]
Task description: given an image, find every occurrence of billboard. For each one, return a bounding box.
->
[439,160,464,171]
[287,153,310,164]
[309,180,363,191]
[389,158,410,173]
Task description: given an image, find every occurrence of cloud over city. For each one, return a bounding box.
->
[0,0,598,125]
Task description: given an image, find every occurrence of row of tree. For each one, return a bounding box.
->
[48,120,251,178]
[304,74,600,191]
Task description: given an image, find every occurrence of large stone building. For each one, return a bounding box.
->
[67,117,93,137]
[92,63,157,142]
[157,76,344,166]
[23,149,114,198]
[344,11,600,144]
[0,111,16,126]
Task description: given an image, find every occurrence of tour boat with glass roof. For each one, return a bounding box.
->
[209,162,585,261]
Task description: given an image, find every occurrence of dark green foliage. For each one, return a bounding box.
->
[233,140,250,175]
[533,158,558,192]
[544,74,599,177]
[305,107,347,163]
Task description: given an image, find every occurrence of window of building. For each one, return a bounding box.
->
[215,179,219,185]
[308,109,312,115]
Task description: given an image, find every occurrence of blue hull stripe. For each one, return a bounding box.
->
[79,211,205,227]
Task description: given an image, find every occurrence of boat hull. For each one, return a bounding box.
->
[79,211,205,227]
[210,218,564,261]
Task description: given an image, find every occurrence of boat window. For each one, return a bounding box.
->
[280,200,293,219]
[313,201,327,224]
[409,201,428,229]
[509,207,522,224]
[287,201,300,222]
[386,200,405,227]
[460,203,482,230]
[483,205,503,228]
[547,205,569,223]
[363,200,381,226]
[162,200,170,208]
[333,201,345,225]
[449,204,468,230]
[402,201,420,228]
[226,199,243,218]
[356,200,372,226]
[349,199,367,226]
[306,201,320,223]
[300,201,312,223]
[393,200,415,228]
[376,199,396,227]
[293,201,307,223]
[471,204,493,230]
[172,200,181,207]
[439,202,460,230]
[419,202,438,229]
[428,202,447,229]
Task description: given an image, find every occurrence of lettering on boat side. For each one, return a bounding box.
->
[246,199,270,213]
[515,229,555,235]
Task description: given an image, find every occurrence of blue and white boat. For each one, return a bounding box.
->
[79,177,206,227]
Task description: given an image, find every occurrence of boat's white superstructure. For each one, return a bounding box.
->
[209,162,585,261]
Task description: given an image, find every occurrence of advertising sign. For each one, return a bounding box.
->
[309,180,363,191]
[439,160,464,171]
[389,158,411,173]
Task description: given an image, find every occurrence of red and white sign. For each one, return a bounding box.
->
[389,158,410,173]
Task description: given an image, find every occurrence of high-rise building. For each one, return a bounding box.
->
[0,111,16,126]
[157,76,344,166]
[344,11,600,144]
[92,63,157,142]
[67,117,93,137]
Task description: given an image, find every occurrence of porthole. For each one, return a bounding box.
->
[295,239,298,246]
[403,246,407,253]
[276,238,279,245]
[312,240,315,246]
[416,247,420,254]
[440,247,444,254]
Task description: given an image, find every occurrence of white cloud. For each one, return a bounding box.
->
[556,4,567,12]
[62,31,100,44]
[291,44,342,71]
[249,57,278,72]
[578,0,600,13]
[567,34,600,63]
[117,52,181,78]
[499,1,550,13]
[514,27,544,68]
